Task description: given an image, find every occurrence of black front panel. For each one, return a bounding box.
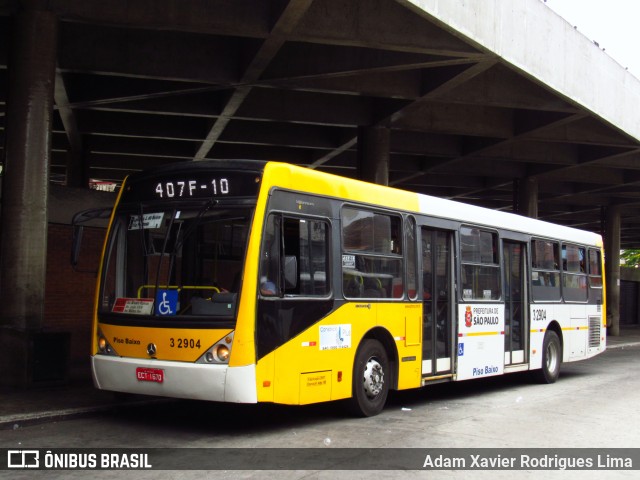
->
[256,298,337,360]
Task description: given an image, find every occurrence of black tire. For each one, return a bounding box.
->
[532,330,562,384]
[348,339,390,417]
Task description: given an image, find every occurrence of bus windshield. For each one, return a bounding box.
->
[99,202,253,320]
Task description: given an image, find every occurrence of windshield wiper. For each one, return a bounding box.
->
[136,203,150,255]
[152,199,218,314]
[172,198,218,253]
[153,208,181,304]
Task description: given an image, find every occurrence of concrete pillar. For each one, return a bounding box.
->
[357,126,390,186]
[604,205,621,336]
[514,177,539,218]
[0,5,58,386]
[636,282,640,326]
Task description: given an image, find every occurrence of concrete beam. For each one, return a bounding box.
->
[357,126,389,185]
[194,0,315,160]
[296,0,479,56]
[58,22,245,84]
[401,0,640,143]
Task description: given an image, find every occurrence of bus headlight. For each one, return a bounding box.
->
[96,330,118,356]
[214,345,230,362]
[197,332,234,364]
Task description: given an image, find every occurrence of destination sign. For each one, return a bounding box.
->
[121,170,262,203]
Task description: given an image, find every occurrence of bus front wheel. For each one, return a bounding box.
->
[349,339,390,417]
[533,330,562,384]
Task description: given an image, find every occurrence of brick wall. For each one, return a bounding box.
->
[44,223,106,371]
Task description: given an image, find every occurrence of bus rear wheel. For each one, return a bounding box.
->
[349,339,389,417]
[533,330,562,384]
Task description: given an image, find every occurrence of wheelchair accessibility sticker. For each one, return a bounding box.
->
[156,289,178,316]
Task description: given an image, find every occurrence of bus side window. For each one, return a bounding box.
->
[259,214,281,297]
[531,239,561,301]
[562,244,587,302]
[588,248,603,304]
[259,214,330,298]
[588,249,603,288]
[460,226,500,301]
[341,207,404,299]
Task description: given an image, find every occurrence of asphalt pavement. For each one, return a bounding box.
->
[1,327,639,431]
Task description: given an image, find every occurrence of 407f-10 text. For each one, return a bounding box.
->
[154,179,230,198]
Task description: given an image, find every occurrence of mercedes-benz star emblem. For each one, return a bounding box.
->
[147,343,157,356]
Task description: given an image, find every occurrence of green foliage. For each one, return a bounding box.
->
[621,249,640,267]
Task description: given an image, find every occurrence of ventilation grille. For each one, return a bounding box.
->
[589,316,602,347]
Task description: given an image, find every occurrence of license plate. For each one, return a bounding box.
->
[136,367,164,383]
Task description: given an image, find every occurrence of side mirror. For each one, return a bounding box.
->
[70,207,112,272]
[71,225,84,268]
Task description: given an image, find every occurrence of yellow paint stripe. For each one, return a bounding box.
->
[459,331,503,337]
[530,327,589,334]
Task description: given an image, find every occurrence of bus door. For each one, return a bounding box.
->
[503,240,527,365]
[421,228,453,377]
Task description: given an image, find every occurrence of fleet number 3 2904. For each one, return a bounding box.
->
[532,309,547,321]
[169,338,201,349]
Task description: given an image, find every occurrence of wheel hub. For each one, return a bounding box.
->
[546,342,558,372]
[363,358,384,398]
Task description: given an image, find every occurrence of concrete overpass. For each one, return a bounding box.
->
[1,0,639,384]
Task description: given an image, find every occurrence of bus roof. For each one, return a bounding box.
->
[416,193,601,247]
[265,162,602,247]
[121,160,601,247]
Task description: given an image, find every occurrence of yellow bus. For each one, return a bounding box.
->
[88,160,606,416]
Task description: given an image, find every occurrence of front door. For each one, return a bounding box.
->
[421,228,453,376]
[503,240,527,365]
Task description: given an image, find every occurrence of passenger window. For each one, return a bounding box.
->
[406,217,418,300]
[259,214,330,297]
[562,244,587,302]
[341,207,403,299]
[460,227,500,301]
[588,249,603,288]
[531,239,561,301]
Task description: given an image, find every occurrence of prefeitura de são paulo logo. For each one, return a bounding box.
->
[465,306,472,328]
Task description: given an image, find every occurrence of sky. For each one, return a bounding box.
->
[543,0,640,78]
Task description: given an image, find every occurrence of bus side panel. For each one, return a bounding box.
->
[270,303,375,405]
[565,304,606,361]
[455,304,505,381]
[529,303,605,369]
[377,303,422,391]
[529,304,558,370]
[255,350,275,403]
[258,302,422,406]
[566,304,588,360]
